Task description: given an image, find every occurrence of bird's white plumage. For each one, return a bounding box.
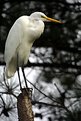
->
[4,13,45,78]
[4,12,61,78]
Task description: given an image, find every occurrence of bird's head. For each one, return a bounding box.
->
[30,12,62,23]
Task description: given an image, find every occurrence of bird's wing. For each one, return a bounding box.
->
[4,16,29,65]
[4,20,22,64]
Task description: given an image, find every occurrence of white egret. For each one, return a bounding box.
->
[4,12,62,79]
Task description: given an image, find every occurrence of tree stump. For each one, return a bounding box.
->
[17,88,34,121]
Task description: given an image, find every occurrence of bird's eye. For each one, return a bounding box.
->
[41,15,44,18]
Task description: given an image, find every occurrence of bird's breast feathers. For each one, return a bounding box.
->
[19,16,44,41]
[29,19,44,39]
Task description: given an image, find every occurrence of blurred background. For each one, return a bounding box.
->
[0,0,81,121]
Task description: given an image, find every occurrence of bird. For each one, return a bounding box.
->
[4,12,62,79]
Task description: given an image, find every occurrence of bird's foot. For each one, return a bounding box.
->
[22,88,33,99]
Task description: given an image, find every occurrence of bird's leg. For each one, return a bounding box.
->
[22,66,33,98]
[21,66,28,89]
[17,53,22,91]
[17,67,22,91]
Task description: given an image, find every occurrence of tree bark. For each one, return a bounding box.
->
[17,88,34,121]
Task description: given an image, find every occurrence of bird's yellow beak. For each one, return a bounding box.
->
[44,16,62,23]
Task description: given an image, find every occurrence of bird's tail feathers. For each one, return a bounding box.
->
[6,64,16,78]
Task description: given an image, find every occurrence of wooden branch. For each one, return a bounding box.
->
[1,61,81,70]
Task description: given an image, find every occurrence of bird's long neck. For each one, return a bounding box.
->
[28,19,45,40]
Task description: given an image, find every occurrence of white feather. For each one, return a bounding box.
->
[4,13,44,78]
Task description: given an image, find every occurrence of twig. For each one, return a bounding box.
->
[0,91,17,98]
[25,78,61,104]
